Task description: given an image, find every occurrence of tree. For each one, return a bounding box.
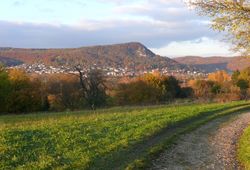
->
[186,0,250,54]
[115,74,184,105]
[46,74,82,111]
[30,76,50,111]
[208,70,231,84]
[7,69,43,113]
[7,69,31,113]
[140,72,165,100]
[115,80,160,105]
[189,79,215,100]
[236,79,249,99]
[0,66,11,113]
[239,67,250,82]
[211,83,222,95]
[232,70,241,84]
[231,67,250,100]
[74,67,107,110]
[162,76,182,100]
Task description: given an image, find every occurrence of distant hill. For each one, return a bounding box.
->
[0,42,189,72]
[0,56,23,66]
[174,56,250,73]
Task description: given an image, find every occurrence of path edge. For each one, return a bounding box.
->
[125,104,250,170]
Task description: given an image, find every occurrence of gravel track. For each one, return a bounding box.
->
[150,112,250,170]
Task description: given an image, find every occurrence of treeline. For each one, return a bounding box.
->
[0,66,84,113]
[115,72,192,105]
[0,65,250,114]
[0,68,48,113]
[190,69,250,102]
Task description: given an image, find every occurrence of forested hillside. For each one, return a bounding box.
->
[175,56,250,72]
[0,56,23,66]
[0,42,187,72]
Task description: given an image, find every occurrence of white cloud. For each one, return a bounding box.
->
[0,0,235,56]
[150,37,237,57]
[0,17,216,49]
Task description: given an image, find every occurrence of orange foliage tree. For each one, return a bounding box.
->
[208,70,231,84]
[115,73,184,105]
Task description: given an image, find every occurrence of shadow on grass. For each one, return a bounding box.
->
[87,103,250,170]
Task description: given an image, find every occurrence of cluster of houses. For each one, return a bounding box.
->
[11,63,68,74]
[10,63,207,78]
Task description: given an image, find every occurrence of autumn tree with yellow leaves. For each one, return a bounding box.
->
[186,0,250,55]
[208,70,231,83]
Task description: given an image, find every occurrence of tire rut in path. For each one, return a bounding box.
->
[150,112,250,170]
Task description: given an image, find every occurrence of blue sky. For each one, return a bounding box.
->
[0,0,235,57]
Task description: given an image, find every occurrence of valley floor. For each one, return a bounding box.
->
[150,112,250,170]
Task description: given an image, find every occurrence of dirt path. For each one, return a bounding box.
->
[150,112,250,170]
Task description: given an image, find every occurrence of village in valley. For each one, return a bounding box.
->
[10,62,207,78]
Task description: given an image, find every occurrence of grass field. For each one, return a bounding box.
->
[0,101,250,170]
[238,124,250,169]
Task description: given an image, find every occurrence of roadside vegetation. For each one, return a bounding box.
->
[238,125,250,169]
[0,101,250,169]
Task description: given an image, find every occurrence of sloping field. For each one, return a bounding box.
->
[0,101,250,170]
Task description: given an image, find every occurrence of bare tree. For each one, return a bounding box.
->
[74,66,107,110]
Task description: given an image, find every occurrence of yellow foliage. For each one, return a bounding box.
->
[188,79,197,87]
[208,70,231,83]
[8,69,29,82]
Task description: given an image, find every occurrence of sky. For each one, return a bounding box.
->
[0,0,236,57]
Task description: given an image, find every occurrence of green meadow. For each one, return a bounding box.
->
[0,101,250,170]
